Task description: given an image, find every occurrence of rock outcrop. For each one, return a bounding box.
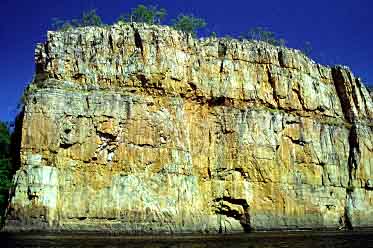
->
[3,23,373,233]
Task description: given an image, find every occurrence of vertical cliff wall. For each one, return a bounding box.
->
[4,23,373,233]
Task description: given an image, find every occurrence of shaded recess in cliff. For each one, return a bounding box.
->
[332,65,373,230]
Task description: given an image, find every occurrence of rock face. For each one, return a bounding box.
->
[4,23,373,233]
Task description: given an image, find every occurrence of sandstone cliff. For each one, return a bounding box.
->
[4,23,373,233]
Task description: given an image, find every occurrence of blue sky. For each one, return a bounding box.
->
[0,0,372,121]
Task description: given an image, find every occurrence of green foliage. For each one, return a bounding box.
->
[0,121,12,222]
[172,14,207,37]
[80,9,103,27]
[0,123,10,158]
[52,9,103,31]
[117,5,167,24]
[48,6,318,54]
[51,18,74,31]
[116,15,126,24]
[243,26,286,46]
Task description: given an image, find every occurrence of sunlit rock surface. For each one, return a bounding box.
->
[4,23,373,233]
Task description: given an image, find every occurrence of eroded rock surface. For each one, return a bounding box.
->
[4,23,373,233]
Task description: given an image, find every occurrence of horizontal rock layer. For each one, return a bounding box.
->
[4,23,373,233]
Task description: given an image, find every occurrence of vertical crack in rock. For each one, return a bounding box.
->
[347,125,360,182]
[152,32,161,63]
[342,123,361,230]
[44,41,50,71]
[133,27,144,58]
[218,42,227,73]
[219,60,224,73]
[331,66,364,230]
[85,96,90,110]
[331,67,355,123]
[108,34,114,51]
[126,100,132,119]
[278,50,287,67]
[267,67,279,106]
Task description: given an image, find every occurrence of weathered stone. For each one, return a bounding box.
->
[3,23,373,233]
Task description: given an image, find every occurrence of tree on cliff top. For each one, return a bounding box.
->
[241,26,286,46]
[172,14,207,37]
[52,9,103,31]
[79,9,103,27]
[117,5,167,24]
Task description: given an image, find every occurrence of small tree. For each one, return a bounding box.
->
[80,9,103,27]
[245,26,286,46]
[51,18,73,31]
[52,9,103,31]
[118,5,167,24]
[172,14,207,37]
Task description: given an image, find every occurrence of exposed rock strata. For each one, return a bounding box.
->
[4,23,373,233]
